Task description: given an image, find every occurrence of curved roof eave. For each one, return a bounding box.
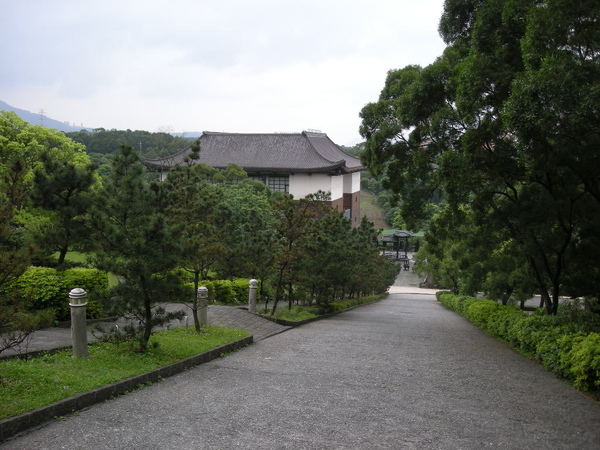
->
[141,132,367,174]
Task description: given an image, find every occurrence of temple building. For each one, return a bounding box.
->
[143,131,366,226]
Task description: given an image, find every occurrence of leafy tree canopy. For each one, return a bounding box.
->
[360,0,600,313]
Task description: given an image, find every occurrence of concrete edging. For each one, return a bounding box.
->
[0,335,253,443]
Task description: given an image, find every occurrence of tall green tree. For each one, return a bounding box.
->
[0,112,78,351]
[162,162,229,331]
[270,195,323,314]
[85,145,188,351]
[0,153,30,289]
[30,152,97,266]
[360,0,600,313]
[349,216,399,297]
[215,181,277,281]
[300,210,356,305]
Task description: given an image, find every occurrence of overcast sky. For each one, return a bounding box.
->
[1,0,447,146]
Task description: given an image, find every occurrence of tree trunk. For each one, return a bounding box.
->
[139,274,153,353]
[192,270,201,333]
[271,269,285,315]
[141,295,153,353]
[57,245,68,267]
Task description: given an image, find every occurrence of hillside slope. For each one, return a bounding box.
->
[360,190,388,230]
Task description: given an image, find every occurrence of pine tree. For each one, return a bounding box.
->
[86,145,188,352]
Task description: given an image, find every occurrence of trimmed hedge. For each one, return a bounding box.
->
[196,278,256,305]
[436,291,600,397]
[7,267,109,322]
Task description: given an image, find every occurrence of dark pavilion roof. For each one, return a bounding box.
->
[143,131,365,174]
[381,231,412,243]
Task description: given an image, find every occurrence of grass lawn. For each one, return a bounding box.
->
[51,251,92,267]
[0,326,249,421]
[271,304,319,322]
[263,295,386,323]
[360,190,388,229]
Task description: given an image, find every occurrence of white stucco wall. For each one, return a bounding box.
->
[343,172,361,193]
[330,175,344,200]
[289,173,332,199]
[288,173,357,200]
[352,171,361,193]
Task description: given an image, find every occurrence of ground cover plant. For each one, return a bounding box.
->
[264,294,385,322]
[0,326,249,420]
[437,291,600,398]
[269,304,319,322]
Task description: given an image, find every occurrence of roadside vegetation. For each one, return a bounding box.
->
[0,111,397,355]
[0,326,249,420]
[360,0,600,317]
[2,0,598,419]
[437,292,600,399]
[265,294,386,323]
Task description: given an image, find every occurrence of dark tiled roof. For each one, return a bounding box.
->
[143,131,365,174]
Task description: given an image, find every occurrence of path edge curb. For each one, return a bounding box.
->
[0,335,253,443]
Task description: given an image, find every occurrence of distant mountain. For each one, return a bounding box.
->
[0,100,92,133]
[0,100,203,137]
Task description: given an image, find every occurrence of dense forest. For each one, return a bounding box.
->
[65,128,194,176]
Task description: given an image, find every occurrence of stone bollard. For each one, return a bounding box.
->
[197,287,209,327]
[248,279,258,313]
[69,288,89,358]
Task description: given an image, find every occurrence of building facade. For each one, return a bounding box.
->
[144,131,366,226]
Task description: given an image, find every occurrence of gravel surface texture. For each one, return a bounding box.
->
[2,293,599,449]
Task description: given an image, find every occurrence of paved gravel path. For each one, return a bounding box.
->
[0,305,289,359]
[3,293,599,449]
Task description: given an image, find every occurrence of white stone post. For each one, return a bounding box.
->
[69,288,89,358]
[197,287,209,327]
[248,279,258,313]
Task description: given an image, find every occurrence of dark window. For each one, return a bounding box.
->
[250,174,289,194]
[268,176,289,193]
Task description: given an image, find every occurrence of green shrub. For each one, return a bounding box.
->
[437,292,479,317]
[199,278,254,305]
[8,267,109,321]
[464,299,502,331]
[11,267,63,311]
[61,268,110,319]
[439,292,600,398]
[486,306,524,342]
[436,291,454,303]
[507,315,544,354]
[231,278,251,302]
[211,280,236,304]
[534,329,585,378]
[271,294,382,321]
[331,298,359,311]
[273,304,318,321]
[330,295,382,312]
[566,332,600,392]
